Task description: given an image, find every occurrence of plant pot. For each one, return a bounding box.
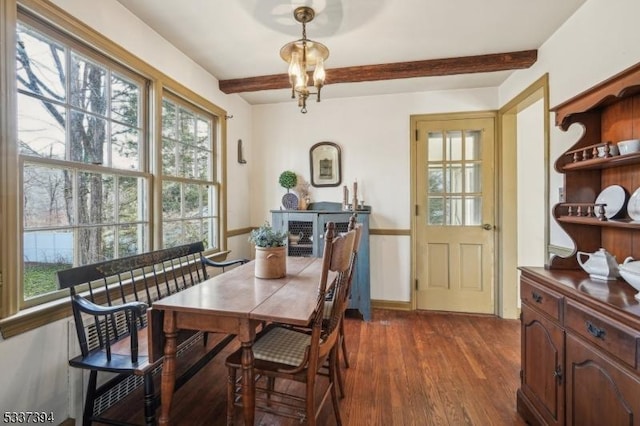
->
[254,246,286,279]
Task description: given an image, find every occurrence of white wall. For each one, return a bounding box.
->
[0,319,68,417]
[252,88,499,302]
[5,0,640,422]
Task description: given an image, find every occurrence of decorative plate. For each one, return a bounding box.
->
[282,193,299,210]
[595,184,627,219]
[628,187,640,220]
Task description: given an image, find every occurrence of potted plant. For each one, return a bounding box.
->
[279,170,299,210]
[249,222,288,279]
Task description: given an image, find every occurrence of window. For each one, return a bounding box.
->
[427,130,483,226]
[161,95,218,249]
[17,17,149,305]
[0,5,225,321]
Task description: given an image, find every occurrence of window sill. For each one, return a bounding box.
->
[0,297,72,339]
[0,250,231,339]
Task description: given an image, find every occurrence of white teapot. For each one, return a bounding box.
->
[617,257,640,298]
[577,248,620,281]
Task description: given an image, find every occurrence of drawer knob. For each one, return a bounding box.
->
[586,321,606,340]
[531,291,543,303]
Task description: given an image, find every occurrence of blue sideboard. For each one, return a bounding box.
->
[271,202,371,321]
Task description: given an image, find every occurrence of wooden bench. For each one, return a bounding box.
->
[57,242,248,426]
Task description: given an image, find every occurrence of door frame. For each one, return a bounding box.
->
[497,74,550,319]
[409,74,550,319]
[410,110,498,314]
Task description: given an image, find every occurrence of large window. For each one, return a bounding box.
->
[2,7,224,317]
[161,96,218,249]
[17,18,149,304]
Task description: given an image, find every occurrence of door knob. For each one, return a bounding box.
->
[482,223,493,230]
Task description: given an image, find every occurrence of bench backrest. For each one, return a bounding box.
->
[57,242,210,357]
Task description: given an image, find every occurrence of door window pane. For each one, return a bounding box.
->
[465,197,482,226]
[465,164,481,193]
[447,196,463,225]
[428,197,444,225]
[428,132,443,161]
[446,165,463,193]
[428,166,444,193]
[446,131,462,161]
[465,130,481,160]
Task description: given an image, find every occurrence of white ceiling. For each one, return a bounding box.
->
[114,0,587,105]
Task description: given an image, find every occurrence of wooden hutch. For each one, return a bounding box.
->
[518,63,640,425]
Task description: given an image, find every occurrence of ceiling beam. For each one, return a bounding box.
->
[219,50,537,94]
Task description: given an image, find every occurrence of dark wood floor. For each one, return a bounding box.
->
[104,309,526,425]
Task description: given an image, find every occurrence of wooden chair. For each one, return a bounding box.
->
[330,216,363,394]
[57,242,247,426]
[291,215,362,397]
[225,222,356,425]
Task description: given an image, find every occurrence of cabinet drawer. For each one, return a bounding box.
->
[520,277,563,321]
[565,300,639,370]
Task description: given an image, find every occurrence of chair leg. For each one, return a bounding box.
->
[340,319,349,368]
[226,367,236,426]
[329,348,343,426]
[82,370,98,426]
[306,369,317,426]
[335,353,345,399]
[143,373,155,426]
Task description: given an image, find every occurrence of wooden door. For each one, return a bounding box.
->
[415,115,495,313]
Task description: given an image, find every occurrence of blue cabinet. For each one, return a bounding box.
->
[271,202,371,321]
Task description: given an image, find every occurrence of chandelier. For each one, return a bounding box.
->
[280,6,329,113]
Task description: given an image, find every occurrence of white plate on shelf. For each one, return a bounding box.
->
[628,187,640,220]
[595,184,627,219]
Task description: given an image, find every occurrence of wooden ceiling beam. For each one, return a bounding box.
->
[218,49,537,94]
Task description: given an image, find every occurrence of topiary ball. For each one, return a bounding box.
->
[279,170,298,190]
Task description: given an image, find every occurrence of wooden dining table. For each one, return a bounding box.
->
[150,256,326,425]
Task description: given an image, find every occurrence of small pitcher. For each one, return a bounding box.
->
[576,248,619,281]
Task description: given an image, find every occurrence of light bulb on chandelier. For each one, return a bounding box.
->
[280,6,329,114]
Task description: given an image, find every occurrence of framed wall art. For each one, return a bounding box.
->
[310,142,341,187]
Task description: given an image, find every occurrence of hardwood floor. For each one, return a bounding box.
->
[103,309,526,425]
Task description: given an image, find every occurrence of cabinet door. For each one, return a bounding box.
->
[286,213,317,257]
[521,304,565,426]
[272,212,317,257]
[566,334,640,426]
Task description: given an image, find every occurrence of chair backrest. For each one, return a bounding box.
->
[346,214,363,290]
[308,222,356,372]
[57,242,210,357]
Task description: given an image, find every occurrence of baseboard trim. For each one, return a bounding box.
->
[371,299,412,311]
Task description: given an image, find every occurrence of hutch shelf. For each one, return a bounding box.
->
[271,201,371,321]
[518,62,640,425]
